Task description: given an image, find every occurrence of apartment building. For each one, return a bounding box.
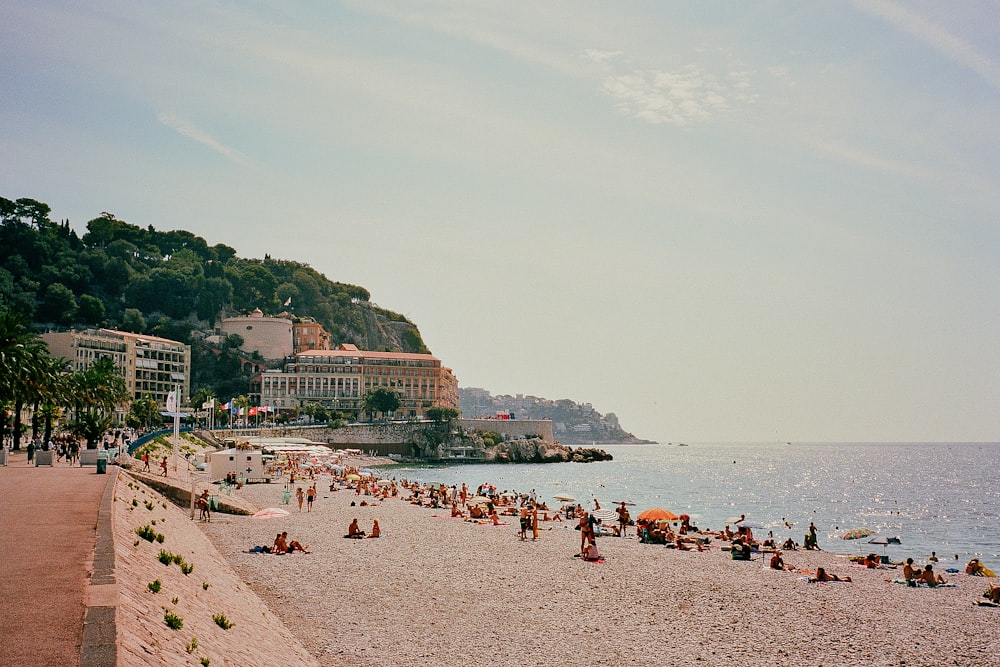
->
[259,343,459,420]
[42,328,192,411]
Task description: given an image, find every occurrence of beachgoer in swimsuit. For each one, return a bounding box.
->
[917,564,945,586]
[810,567,851,582]
[296,487,304,511]
[368,519,380,538]
[307,485,315,512]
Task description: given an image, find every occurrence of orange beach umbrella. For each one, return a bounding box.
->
[637,507,679,522]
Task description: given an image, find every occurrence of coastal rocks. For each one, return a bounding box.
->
[485,438,612,463]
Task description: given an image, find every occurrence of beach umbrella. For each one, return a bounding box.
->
[467,495,491,505]
[592,508,617,522]
[252,507,290,519]
[841,527,874,540]
[612,500,636,506]
[637,507,679,522]
[868,535,901,555]
[553,493,575,502]
[376,479,393,487]
[345,474,361,481]
[739,521,766,531]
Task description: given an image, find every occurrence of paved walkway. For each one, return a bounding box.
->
[0,450,117,667]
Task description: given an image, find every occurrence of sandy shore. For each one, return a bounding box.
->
[192,474,999,667]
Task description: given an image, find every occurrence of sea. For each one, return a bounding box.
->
[375,441,1000,571]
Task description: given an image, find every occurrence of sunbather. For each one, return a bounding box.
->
[810,567,850,582]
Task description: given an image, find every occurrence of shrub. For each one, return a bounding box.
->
[180,562,194,575]
[164,610,183,630]
[136,525,162,542]
[185,638,198,654]
[212,613,234,630]
[202,582,210,590]
[158,550,174,565]
[201,658,210,666]
[147,579,161,593]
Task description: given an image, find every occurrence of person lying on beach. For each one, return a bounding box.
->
[917,564,946,586]
[731,539,752,561]
[810,567,851,582]
[346,518,365,539]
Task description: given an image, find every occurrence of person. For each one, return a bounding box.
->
[810,567,851,582]
[864,553,881,569]
[368,519,381,538]
[782,538,797,550]
[903,558,919,582]
[985,583,1000,604]
[966,558,986,576]
[519,508,530,541]
[917,564,945,586]
[296,487,305,511]
[142,452,150,472]
[160,456,168,476]
[928,551,938,562]
[281,531,309,553]
[272,532,286,553]
[579,511,595,555]
[582,542,600,561]
[197,490,211,522]
[805,522,818,550]
[306,485,315,512]
[27,439,34,463]
[770,551,788,571]
[731,538,752,561]
[617,502,631,538]
[346,518,365,538]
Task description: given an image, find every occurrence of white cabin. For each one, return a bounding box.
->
[207,448,265,482]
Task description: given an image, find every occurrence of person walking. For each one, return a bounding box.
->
[160,456,168,476]
[142,452,150,472]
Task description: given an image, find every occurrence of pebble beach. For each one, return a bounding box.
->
[182,473,1000,667]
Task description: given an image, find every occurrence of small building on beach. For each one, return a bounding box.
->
[206,447,266,482]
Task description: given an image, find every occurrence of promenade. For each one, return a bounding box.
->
[0,450,116,667]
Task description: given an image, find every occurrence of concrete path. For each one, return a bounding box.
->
[0,450,116,667]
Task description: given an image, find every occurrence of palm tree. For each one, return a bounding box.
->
[69,356,128,448]
[0,310,49,449]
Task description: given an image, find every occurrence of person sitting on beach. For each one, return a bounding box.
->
[451,502,464,518]
[582,543,601,562]
[985,583,1000,604]
[864,553,881,569]
[810,567,851,582]
[731,539,752,560]
[368,519,381,538]
[346,518,365,539]
[469,505,485,519]
[967,558,986,576]
[782,538,797,551]
[917,564,946,586]
[770,551,788,571]
[903,558,919,581]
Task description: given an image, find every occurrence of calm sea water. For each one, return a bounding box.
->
[376,442,1000,570]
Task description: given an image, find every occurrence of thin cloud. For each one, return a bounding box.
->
[803,136,937,181]
[856,0,1000,93]
[157,111,254,168]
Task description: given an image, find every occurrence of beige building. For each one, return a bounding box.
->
[42,328,192,412]
[218,308,293,360]
[259,343,459,421]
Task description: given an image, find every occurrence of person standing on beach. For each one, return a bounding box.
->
[296,486,305,511]
[617,502,631,538]
[306,484,315,512]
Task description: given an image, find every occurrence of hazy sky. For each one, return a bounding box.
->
[4,1,1000,442]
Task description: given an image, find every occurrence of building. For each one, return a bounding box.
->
[292,317,331,354]
[205,447,265,483]
[259,343,459,421]
[42,328,192,414]
[217,308,293,360]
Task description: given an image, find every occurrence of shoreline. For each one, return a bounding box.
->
[193,473,998,666]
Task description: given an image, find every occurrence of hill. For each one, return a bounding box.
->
[0,195,427,400]
[459,387,655,444]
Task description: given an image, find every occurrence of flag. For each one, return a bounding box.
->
[165,390,178,413]
[249,406,258,417]
[201,398,215,409]
[283,296,292,306]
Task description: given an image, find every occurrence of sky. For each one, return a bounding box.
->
[3,1,1000,443]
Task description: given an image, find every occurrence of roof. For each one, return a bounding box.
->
[297,345,439,362]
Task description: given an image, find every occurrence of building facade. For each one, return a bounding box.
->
[218,308,293,360]
[259,343,459,420]
[292,317,331,354]
[42,328,192,412]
